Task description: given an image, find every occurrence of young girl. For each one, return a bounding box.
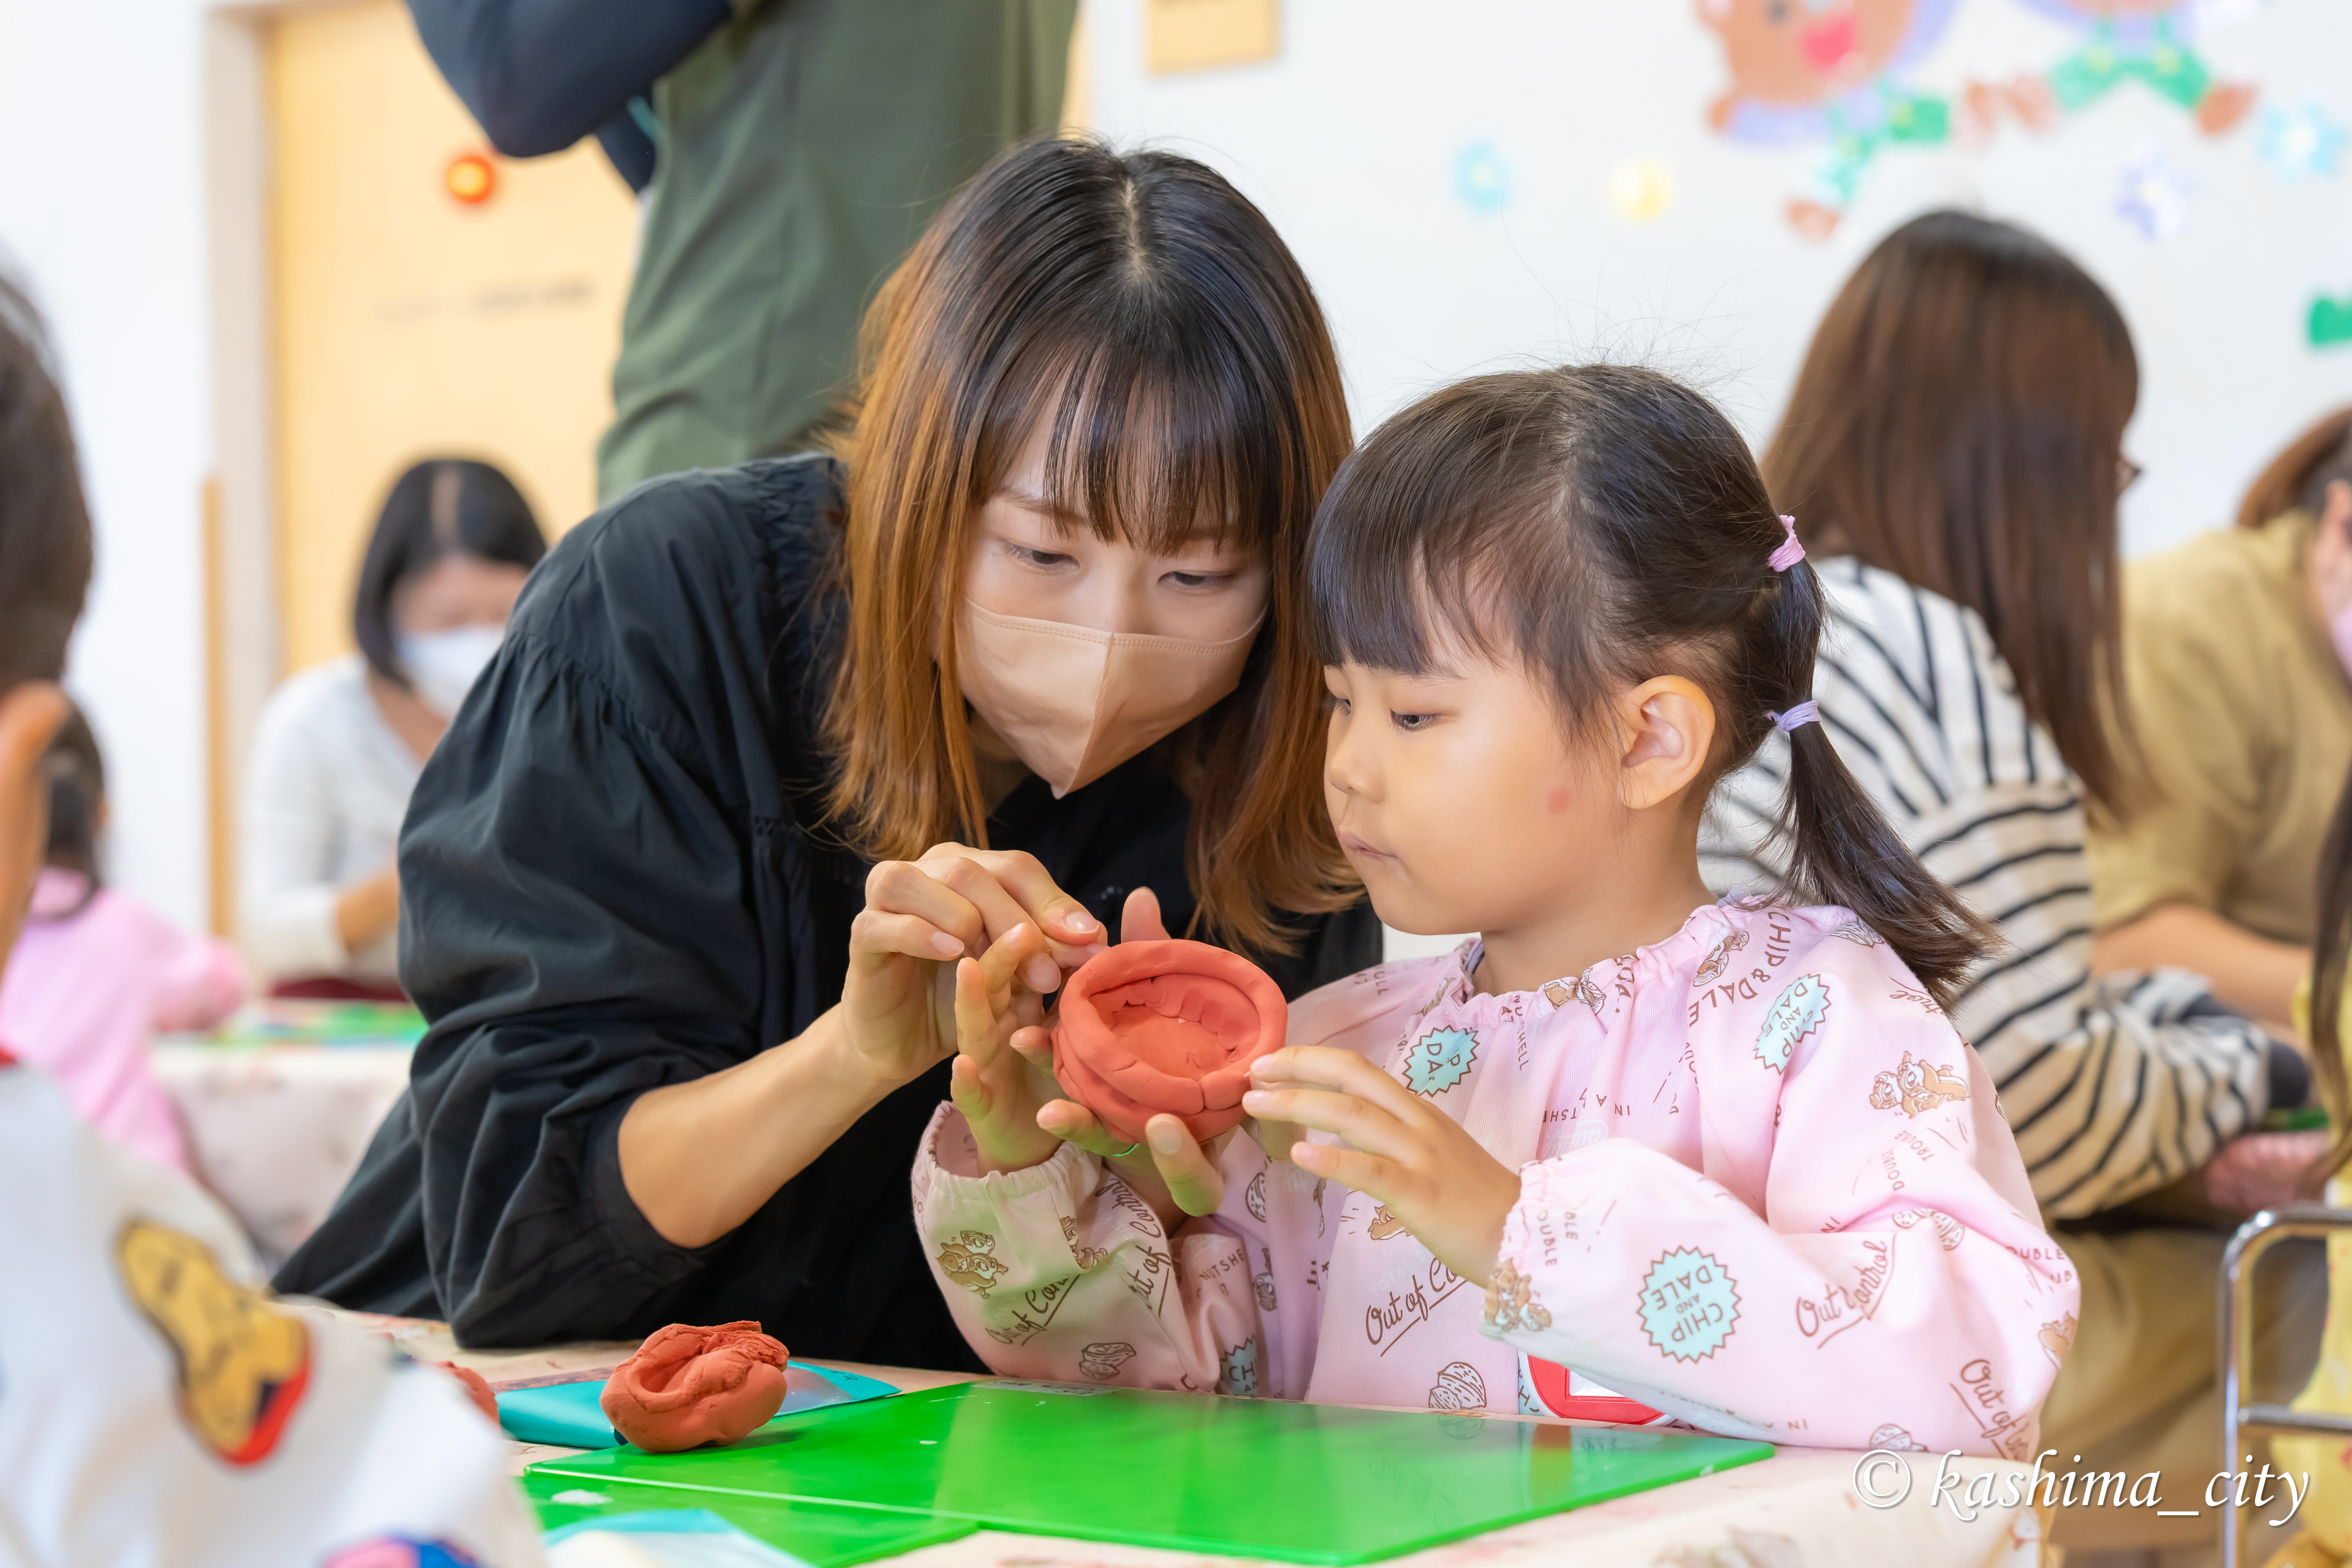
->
[0,701,242,1173]
[914,364,2077,1455]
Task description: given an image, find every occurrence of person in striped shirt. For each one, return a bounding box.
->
[1699,210,2316,1558]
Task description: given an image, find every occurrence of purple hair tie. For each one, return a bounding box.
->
[1768,514,1806,573]
[1769,700,1820,733]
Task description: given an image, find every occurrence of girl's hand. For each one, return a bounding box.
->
[843,845,1108,1090]
[1021,888,1225,1227]
[1241,1046,1522,1283]
[949,925,1063,1174]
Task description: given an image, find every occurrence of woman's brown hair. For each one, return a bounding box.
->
[1763,210,2142,823]
[2237,407,2352,530]
[2309,766,2352,1181]
[822,137,1358,954]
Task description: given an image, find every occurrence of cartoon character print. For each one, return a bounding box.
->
[1754,973,1831,1072]
[1542,974,1608,1016]
[1219,1339,1262,1398]
[322,1541,484,1568]
[1891,1207,1967,1250]
[1428,1361,1488,1411]
[117,1218,311,1465]
[1483,1258,1554,1334]
[1693,929,1751,987]
[2039,1312,2078,1369]
[1367,1203,1409,1241]
[937,1230,1010,1296]
[1698,0,1962,235]
[1253,1247,1279,1312]
[1079,1341,1138,1382]
[1869,1422,1926,1452]
[1245,1170,1268,1223]
[2010,0,2256,134]
[1403,1025,1479,1096]
[1831,920,1885,948]
[1869,1051,1970,1117]
[1059,1216,1109,1270]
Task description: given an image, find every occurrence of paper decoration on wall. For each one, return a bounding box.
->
[2256,103,2346,182]
[2115,146,2192,238]
[2310,291,2352,350]
[2010,1,2257,133]
[1147,0,1278,75]
[1698,0,1961,239]
[1454,141,1511,214]
[1606,159,1680,222]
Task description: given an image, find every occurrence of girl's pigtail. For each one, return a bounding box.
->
[1766,561,1992,1010]
[2306,765,2352,1182]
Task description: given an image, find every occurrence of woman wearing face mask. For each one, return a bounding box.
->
[240,459,546,998]
[273,139,1379,1359]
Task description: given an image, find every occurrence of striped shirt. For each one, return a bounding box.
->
[1699,557,2269,1220]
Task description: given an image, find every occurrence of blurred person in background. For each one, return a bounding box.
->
[404,0,1078,500]
[241,458,545,998]
[1699,210,2312,1560]
[2092,409,2352,1039]
[0,699,241,1174]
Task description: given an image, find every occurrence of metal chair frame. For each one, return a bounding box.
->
[2220,1202,2352,1568]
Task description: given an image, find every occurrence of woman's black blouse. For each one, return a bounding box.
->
[274,454,1378,1359]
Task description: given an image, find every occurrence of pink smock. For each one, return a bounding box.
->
[912,900,2077,1456]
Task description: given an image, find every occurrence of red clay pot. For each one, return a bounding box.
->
[1050,939,1287,1146]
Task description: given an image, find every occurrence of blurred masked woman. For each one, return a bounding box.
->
[241,460,546,998]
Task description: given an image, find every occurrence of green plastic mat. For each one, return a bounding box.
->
[523,1474,973,1566]
[527,1380,1773,1565]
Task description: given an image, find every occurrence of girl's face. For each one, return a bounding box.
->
[392,552,530,638]
[965,417,1270,643]
[1322,653,1602,940]
[1323,642,1717,944]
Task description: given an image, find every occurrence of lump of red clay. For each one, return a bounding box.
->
[436,1360,500,1424]
[1051,939,1287,1146]
[599,1321,790,1453]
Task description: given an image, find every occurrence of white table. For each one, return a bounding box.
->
[155,1040,411,1262]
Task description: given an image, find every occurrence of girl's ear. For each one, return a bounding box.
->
[1613,676,1716,812]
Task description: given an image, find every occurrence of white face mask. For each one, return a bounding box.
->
[956,601,1264,798]
[399,624,505,719]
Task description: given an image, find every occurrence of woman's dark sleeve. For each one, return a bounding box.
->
[396,618,765,1346]
[404,0,729,157]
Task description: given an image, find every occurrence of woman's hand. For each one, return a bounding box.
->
[843,844,1108,1092]
[949,925,1064,1174]
[1241,1046,1522,1283]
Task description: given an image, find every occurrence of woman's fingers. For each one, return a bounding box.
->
[1119,886,1170,946]
[864,861,993,956]
[918,845,1107,974]
[849,907,969,969]
[1144,1115,1226,1216]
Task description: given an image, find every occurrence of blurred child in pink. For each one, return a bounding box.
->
[0,701,242,1173]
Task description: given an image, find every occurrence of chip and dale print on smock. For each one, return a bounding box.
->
[912,901,2079,1456]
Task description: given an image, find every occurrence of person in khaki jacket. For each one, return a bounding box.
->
[2092,410,2352,1038]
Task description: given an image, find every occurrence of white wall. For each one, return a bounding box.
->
[0,0,214,931]
[1086,0,2352,560]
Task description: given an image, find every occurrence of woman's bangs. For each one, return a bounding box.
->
[1013,325,1282,557]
